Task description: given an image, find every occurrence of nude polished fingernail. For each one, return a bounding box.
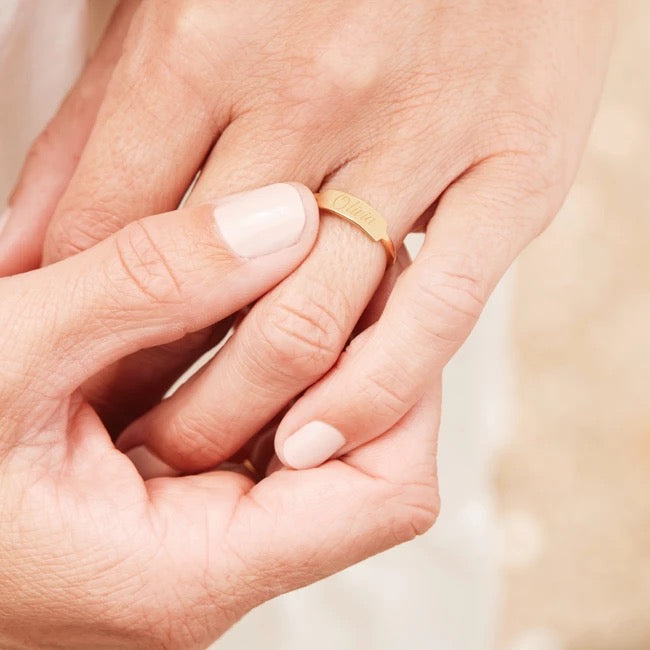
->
[214,183,308,258]
[126,445,179,480]
[282,421,346,469]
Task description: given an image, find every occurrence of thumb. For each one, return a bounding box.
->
[1,183,318,403]
[152,382,440,644]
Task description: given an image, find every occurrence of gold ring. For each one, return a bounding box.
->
[315,190,396,265]
[242,458,261,480]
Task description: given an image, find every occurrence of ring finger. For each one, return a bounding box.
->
[116,142,472,472]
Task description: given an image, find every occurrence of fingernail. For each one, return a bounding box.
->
[281,421,346,469]
[126,445,179,480]
[214,183,308,258]
[0,207,10,238]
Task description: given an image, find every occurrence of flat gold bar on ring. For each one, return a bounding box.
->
[315,189,396,265]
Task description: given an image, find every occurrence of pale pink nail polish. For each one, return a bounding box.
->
[126,445,179,480]
[214,183,308,258]
[282,421,346,469]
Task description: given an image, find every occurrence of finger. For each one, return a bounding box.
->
[275,158,550,468]
[97,113,335,438]
[153,381,440,643]
[116,138,460,472]
[354,244,412,335]
[2,183,318,404]
[225,247,413,480]
[37,12,323,428]
[0,0,138,276]
[116,209,389,470]
[77,78,359,436]
[29,0,230,429]
[45,38,328,428]
[83,317,234,437]
[103,103,407,432]
[113,113,380,467]
[42,1,230,264]
[227,247,412,477]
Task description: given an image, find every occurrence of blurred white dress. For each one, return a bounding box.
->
[0,2,512,648]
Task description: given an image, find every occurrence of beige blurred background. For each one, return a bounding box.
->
[1,2,648,649]
[496,2,650,648]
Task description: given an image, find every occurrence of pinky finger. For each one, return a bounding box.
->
[274,156,557,469]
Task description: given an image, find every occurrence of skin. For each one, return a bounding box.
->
[0,1,615,472]
[0,188,441,648]
[0,3,614,643]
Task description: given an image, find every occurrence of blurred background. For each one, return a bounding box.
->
[1,2,648,649]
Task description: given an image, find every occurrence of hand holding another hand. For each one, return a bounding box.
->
[1,0,613,471]
[0,185,440,648]
[0,1,617,645]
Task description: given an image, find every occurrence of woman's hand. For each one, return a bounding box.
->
[0,1,614,471]
[0,184,441,648]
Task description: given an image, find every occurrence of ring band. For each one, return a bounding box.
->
[242,458,260,479]
[315,190,396,265]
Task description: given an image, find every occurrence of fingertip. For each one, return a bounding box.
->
[287,181,319,223]
[126,445,179,480]
[212,182,317,259]
[277,420,346,470]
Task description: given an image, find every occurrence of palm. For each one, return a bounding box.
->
[3,386,440,648]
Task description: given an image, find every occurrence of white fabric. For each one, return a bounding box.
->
[0,4,511,648]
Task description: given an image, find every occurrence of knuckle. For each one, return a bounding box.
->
[270,38,381,131]
[484,111,568,225]
[504,143,565,205]
[25,117,84,173]
[162,411,230,470]
[111,220,184,307]
[146,0,213,47]
[260,288,349,380]
[127,0,226,115]
[362,371,413,420]
[45,207,124,262]
[310,43,379,103]
[390,482,441,542]
[410,261,486,345]
[515,145,567,232]
[308,17,385,100]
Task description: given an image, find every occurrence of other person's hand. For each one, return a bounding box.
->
[0,184,440,648]
[0,1,615,472]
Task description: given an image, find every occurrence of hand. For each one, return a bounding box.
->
[0,183,440,648]
[0,1,614,472]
